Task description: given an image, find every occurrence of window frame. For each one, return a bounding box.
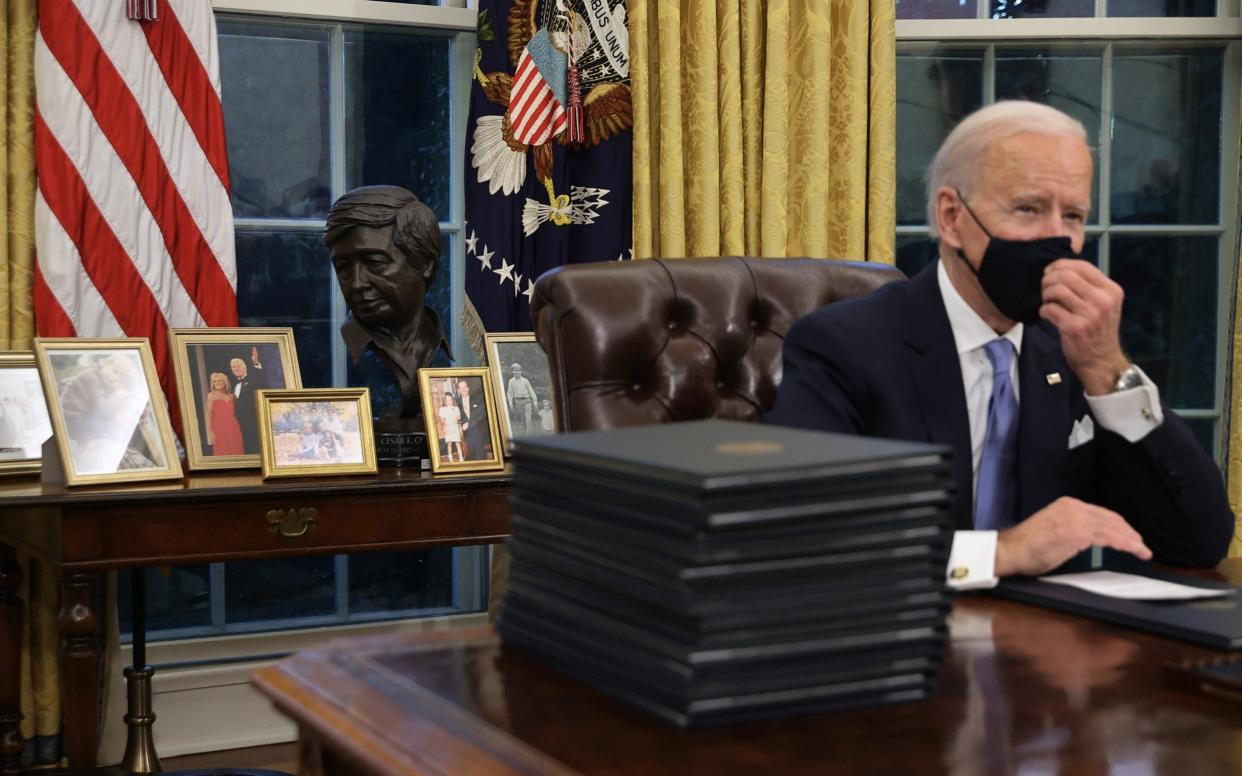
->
[126,0,484,652]
[896,15,1242,461]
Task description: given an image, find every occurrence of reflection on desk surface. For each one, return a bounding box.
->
[256,562,1242,776]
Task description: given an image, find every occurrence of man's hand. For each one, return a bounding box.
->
[1039,259,1129,395]
[251,346,261,368]
[995,496,1152,577]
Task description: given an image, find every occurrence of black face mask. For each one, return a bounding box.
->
[953,191,1082,324]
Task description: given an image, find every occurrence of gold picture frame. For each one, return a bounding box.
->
[484,332,556,456]
[0,352,54,476]
[169,328,303,471]
[418,367,505,475]
[34,338,184,486]
[257,388,377,479]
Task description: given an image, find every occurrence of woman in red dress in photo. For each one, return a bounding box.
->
[205,371,245,456]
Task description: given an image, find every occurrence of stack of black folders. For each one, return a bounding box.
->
[499,418,958,727]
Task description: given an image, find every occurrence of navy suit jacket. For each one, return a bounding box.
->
[764,263,1233,567]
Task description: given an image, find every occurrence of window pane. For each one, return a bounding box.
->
[219,21,331,219]
[119,565,212,635]
[896,235,939,279]
[1111,235,1217,409]
[995,47,1103,222]
[224,556,337,625]
[1181,416,1217,458]
[990,0,1094,17]
[1109,0,1214,16]
[1111,47,1223,225]
[345,29,452,221]
[896,49,985,226]
[236,230,334,389]
[348,550,456,614]
[897,0,977,19]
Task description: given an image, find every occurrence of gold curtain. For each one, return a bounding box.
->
[4,0,60,768]
[1228,240,1242,556]
[631,0,895,263]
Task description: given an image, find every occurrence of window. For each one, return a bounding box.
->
[121,2,484,642]
[895,5,1241,460]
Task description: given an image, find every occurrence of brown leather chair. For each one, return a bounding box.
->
[529,257,905,432]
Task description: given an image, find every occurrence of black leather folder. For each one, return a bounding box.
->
[995,564,1241,649]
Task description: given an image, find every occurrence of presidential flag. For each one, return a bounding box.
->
[34,0,238,405]
[463,0,632,338]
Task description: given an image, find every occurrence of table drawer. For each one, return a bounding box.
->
[60,488,511,568]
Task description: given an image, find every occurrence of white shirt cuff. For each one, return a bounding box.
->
[946,530,998,590]
[1083,364,1163,443]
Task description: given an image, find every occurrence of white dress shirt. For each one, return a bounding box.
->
[937,261,1164,590]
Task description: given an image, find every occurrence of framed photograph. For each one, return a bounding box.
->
[418,368,505,475]
[0,353,54,475]
[484,333,556,456]
[34,338,183,486]
[169,328,302,471]
[257,388,377,479]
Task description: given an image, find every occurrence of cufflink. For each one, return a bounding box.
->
[1142,408,1154,421]
[950,566,969,580]
[1046,372,1062,385]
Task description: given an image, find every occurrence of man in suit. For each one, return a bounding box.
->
[456,378,492,461]
[765,100,1233,588]
[230,348,267,454]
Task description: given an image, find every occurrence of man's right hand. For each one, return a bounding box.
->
[994,496,1152,577]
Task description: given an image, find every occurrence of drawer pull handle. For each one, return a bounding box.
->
[267,507,318,538]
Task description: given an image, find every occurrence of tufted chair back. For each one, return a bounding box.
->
[529,257,905,432]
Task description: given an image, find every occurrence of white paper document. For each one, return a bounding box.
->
[1039,570,1235,601]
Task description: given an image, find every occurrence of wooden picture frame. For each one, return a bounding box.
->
[484,332,556,456]
[34,338,184,486]
[0,352,54,476]
[169,328,302,471]
[418,367,505,475]
[257,388,377,479]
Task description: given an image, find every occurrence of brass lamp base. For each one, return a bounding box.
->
[120,665,162,774]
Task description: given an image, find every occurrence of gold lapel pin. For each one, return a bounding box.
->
[1046,372,1062,385]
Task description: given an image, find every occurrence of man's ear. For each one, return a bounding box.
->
[934,186,965,251]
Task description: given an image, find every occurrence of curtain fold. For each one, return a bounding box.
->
[631,0,895,262]
[4,0,61,769]
[1228,239,1242,557]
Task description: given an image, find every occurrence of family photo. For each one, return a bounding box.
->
[170,329,302,470]
[0,356,52,466]
[418,368,504,474]
[268,400,364,467]
[35,340,182,485]
[485,333,556,454]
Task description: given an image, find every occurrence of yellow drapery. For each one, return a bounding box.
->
[3,0,61,768]
[631,0,895,263]
[1228,239,1242,556]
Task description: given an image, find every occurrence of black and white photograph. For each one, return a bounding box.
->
[485,333,555,455]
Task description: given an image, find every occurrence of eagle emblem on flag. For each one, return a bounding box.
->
[471,0,631,235]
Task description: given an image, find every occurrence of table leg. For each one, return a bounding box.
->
[59,571,102,773]
[0,544,23,775]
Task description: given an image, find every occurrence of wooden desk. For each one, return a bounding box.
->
[0,469,512,774]
[253,561,1242,775]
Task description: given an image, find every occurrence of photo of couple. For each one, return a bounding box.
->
[185,342,291,458]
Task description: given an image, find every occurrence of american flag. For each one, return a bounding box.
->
[34,0,237,400]
[509,29,567,146]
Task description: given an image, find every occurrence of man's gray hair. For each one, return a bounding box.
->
[925,101,1088,237]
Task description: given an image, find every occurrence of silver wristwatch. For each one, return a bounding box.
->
[1113,364,1142,392]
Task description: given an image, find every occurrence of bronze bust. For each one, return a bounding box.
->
[323,185,450,419]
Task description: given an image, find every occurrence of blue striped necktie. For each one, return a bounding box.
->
[974,339,1019,530]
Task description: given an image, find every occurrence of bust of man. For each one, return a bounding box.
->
[323,185,451,418]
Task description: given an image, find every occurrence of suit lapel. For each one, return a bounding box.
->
[902,266,974,530]
[1017,325,1070,519]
